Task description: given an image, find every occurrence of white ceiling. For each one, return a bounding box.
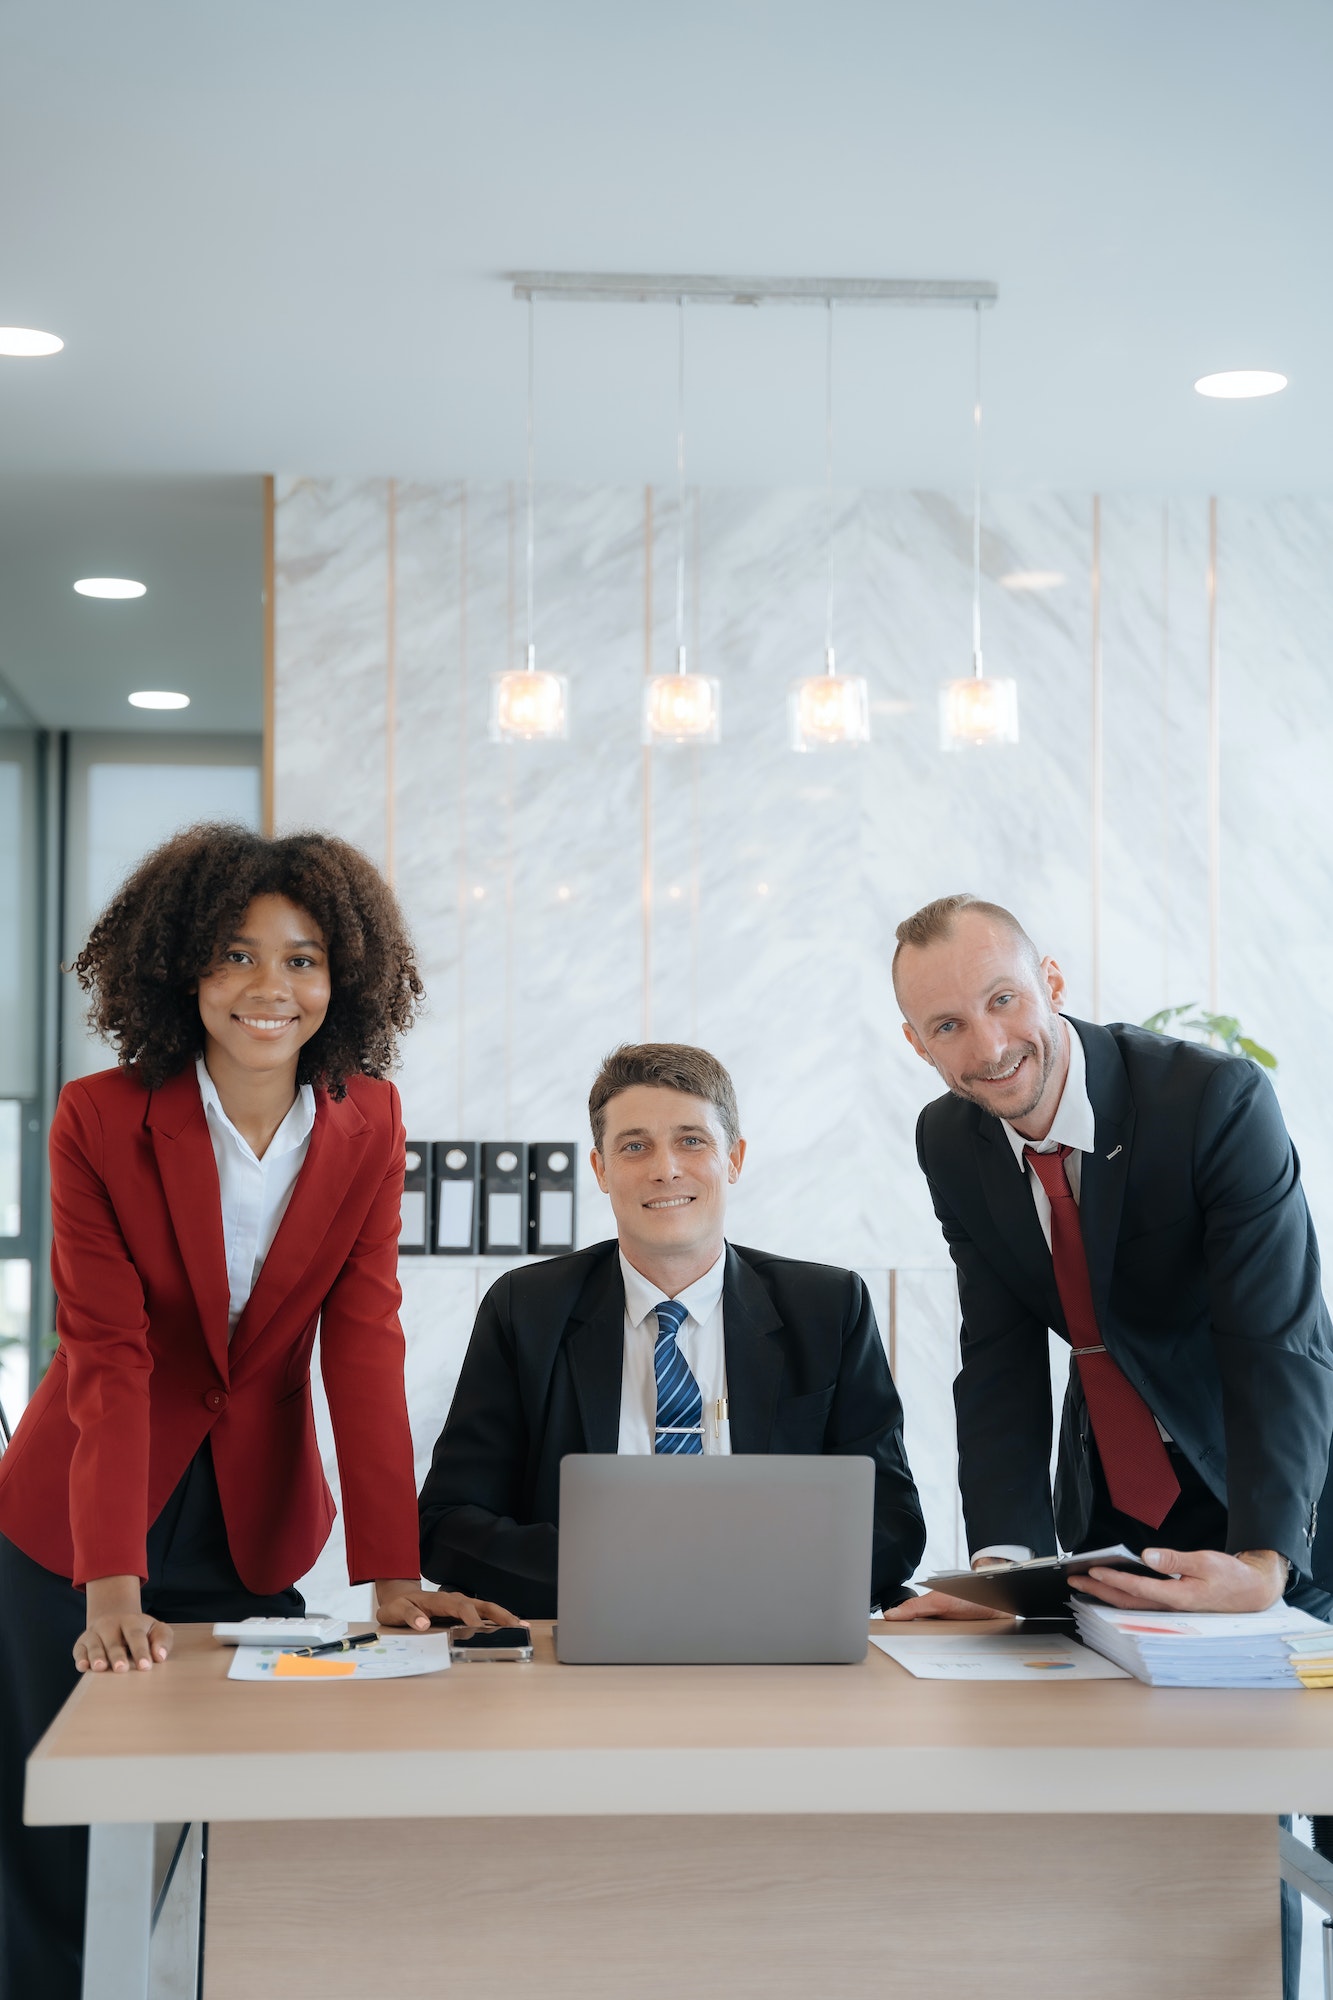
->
[0,0,1328,727]
[0,476,261,731]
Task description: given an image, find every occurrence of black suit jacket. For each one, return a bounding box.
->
[917,1017,1333,1587]
[418,1240,926,1618]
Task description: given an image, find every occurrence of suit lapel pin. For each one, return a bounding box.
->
[1106,1144,1123,1161]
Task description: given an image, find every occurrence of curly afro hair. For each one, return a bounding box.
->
[73,824,425,1098]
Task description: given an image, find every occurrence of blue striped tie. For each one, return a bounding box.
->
[653,1299,703,1455]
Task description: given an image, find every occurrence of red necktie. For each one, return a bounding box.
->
[1023,1143,1180,1530]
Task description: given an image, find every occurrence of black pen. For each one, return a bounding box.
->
[291,1631,381,1658]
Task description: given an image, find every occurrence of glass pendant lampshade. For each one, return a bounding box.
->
[644,305,721,748]
[939,303,1017,751]
[789,304,871,754]
[939,669,1019,750]
[789,651,869,751]
[490,297,570,746]
[643,652,720,745]
[490,648,569,742]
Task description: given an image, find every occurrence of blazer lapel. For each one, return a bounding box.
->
[1068,1017,1135,1332]
[970,1113,1064,1330]
[147,1069,230,1379]
[228,1087,370,1365]
[563,1254,626,1453]
[722,1247,784,1454]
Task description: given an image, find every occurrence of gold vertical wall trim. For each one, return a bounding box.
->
[688,488,702,1041]
[502,477,517,1132]
[1207,495,1221,1012]
[457,483,469,1132]
[1090,495,1103,1021]
[504,743,515,1134]
[507,482,517,670]
[261,474,276,835]
[887,1269,898,1378]
[385,478,398,885]
[689,746,701,1041]
[642,484,654,1038]
[1160,503,1171,1008]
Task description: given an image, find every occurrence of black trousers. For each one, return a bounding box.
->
[0,1443,303,2000]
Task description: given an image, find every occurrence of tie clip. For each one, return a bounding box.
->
[1075,1344,1108,1356]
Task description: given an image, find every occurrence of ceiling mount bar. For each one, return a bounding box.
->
[508,273,998,309]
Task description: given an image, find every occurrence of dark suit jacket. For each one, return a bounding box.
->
[418,1240,926,1618]
[917,1017,1333,1587]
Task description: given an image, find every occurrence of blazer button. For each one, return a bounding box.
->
[204,1389,229,1412]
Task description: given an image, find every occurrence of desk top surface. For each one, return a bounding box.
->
[27,1621,1333,1825]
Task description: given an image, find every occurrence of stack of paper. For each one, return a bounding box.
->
[1073,1600,1331,1688]
[1285,1632,1333,1689]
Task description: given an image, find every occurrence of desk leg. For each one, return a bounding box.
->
[83,1822,152,2000]
[82,1821,205,2000]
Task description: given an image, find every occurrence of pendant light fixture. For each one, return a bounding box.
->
[789,300,869,751]
[939,305,1018,750]
[490,299,569,742]
[643,300,720,746]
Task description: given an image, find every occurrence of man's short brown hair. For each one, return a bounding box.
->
[891,894,1041,999]
[589,1043,741,1151]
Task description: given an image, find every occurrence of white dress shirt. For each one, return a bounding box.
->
[975,1018,1167,1567]
[617,1245,731,1455]
[995,1016,1096,1240]
[195,1056,317,1335]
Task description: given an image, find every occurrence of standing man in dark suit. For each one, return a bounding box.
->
[884,893,1333,1624]
[419,1043,925,1617]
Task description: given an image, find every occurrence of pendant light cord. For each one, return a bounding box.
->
[525,295,536,670]
[972,301,983,678]
[824,301,836,672]
[675,297,687,674]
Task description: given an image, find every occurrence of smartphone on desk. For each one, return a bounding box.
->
[448,1624,533,1662]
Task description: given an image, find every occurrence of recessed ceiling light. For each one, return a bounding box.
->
[75,577,147,599]
[1000,570,1066,592]
[128,691,189,710]
[1194,370,1288,400]
[0,327,64,357]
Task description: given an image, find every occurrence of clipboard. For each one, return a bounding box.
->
[921,1544,1162,1617]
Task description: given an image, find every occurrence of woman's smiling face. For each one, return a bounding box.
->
[195,894,331,1077]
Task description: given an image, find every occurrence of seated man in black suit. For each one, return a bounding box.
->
[419,1042,925,1617]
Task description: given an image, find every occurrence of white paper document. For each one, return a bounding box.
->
[1073,1601,1329,1687]
[227,1634,453,1682]
[870,1632,1130,1682]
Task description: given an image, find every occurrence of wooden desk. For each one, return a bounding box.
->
[29,1621,1333,2000]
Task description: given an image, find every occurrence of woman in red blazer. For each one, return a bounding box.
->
[0,824,515,2000]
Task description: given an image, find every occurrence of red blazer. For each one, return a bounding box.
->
[0,1065,421,1592]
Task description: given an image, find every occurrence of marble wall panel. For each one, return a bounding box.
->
[278,478,1333,1611]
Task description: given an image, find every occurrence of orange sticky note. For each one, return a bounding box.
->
[273,1653,357,1678]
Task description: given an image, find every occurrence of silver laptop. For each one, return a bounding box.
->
[555,1454,875,1664]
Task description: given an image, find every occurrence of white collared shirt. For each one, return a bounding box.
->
[617,1245,732,1455]
[997,1016,1097,1248]
[195,1056,317,1335]
[976,1017,1167,1566]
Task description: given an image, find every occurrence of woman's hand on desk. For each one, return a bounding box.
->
[74,1577,172,1672]
[880,1590,1009,1622]
[372,1580,523,1632]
